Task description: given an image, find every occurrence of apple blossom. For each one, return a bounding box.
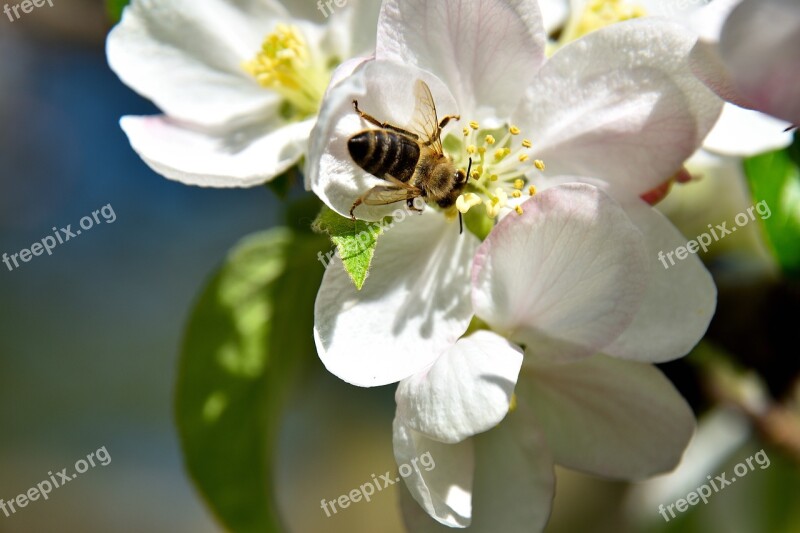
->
[107,0,379,187]
[311,0,720,387]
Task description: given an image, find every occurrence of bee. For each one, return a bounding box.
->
[348,80,469,229]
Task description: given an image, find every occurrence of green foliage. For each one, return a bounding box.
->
[312,206,386,290]
[175,228,327,532]
[744,146,800,277]
[105,0,128,23]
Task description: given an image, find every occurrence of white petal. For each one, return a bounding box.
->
[376,0,547,120]
[107,0,290,126]
[719,0,800,124]
[394,417,474,528]
[396,331,523,444]
[703,104,793,157]
[400,411,555,533]
[314,211,479,387]
[540,0,570,34]
[515,19,722,198]
[521,354,696,479]
[307,60,458,220]
[120,115,313,187]
[602,196,717,363]
[472,183,648,362]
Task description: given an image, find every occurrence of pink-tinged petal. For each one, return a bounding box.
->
[394,417,474,528]
[306,60,458,220]
[521,354,696,479]
[689,40,755,110]
[515,19,722,198]
[396,331,523,444]
[376,0,547,120]
[718,0,800,124]
[120,115,313,187]
[314,211,479,387]
[400,411,555,533]
[107,0,292,126]
[472,183,648,362]
[603,196,716,363]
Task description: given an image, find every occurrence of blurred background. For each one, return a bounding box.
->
[1,1,799,532]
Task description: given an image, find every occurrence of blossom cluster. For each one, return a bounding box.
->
[108,0,799,530]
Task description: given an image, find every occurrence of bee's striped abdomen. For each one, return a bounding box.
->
[348,130,420,183]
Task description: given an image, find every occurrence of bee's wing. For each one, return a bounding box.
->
[408,80,443,155]
[361,184,421,206]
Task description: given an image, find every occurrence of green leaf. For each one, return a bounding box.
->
[105,0,128,23]
[175,228,327,532]
[744,147,800,277]
[312,206,386,289]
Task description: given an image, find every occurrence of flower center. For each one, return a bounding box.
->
[243,24,331,119]
[444,122,545,219]
[560,0,647,43]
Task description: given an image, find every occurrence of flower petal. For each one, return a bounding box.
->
[702,104,793,157]
[472,183,648,362]
[307,60,459,220]
[107,0,290,126]
[394,417,474,528]
[314,210,479,387]
[520,354,696,479]
[120,115,313,187]
[515,19,722,197]
[718,0,800,124]
[376,0,547,120]
[602,196,717,363]
[399,411,555,533]
[396,331,523,444]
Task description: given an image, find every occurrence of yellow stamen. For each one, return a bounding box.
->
[512,190,522,198]
[518,153,529,162]
[509,126,521,135]
[469,121,480,130]
[490,174,498,182]
[456,193,482,214]
[467,145,477,155]
[243,24,328,118]
[529,185,537,195]
[522,139,532,148]
[513,179,525,190]
[463,127,470,137]
[534,159,546,170]
[515,205,524,215]
[561,0,647,43]
[485,135,496,145]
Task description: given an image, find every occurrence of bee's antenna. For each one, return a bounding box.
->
[458,157,472,236]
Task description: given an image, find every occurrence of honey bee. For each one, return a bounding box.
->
[348,80,469,228]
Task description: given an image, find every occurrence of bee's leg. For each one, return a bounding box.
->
[352,100,420,140]
[438,114,460,130]
[349,197,363,220]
